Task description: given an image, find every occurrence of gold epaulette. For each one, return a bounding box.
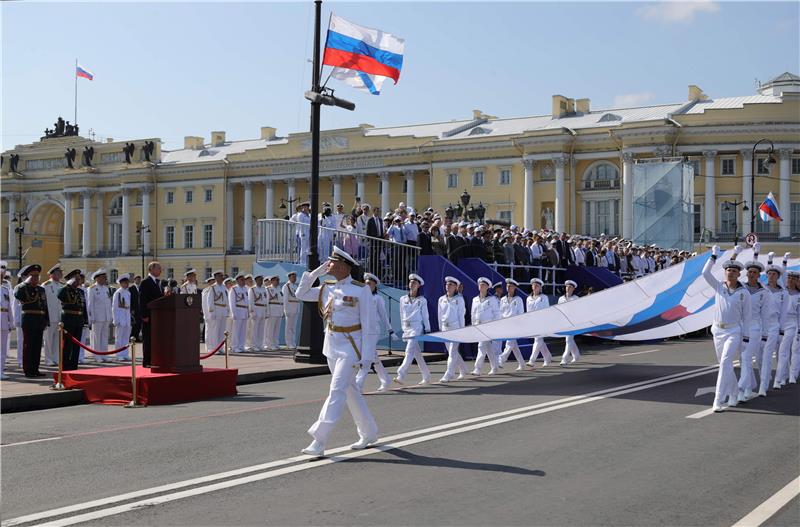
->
[351,280,366,287]
[324,279,336,284]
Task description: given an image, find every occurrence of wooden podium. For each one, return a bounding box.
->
[148,293,203,373]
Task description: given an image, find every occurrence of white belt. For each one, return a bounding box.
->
[714,322,740,330]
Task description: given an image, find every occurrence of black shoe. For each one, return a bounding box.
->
[25,372,47,378]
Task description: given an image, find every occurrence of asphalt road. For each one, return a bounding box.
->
[2,338,798,527]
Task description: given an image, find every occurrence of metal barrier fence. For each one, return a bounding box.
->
[256,219,421,289]
[487,262,566,294]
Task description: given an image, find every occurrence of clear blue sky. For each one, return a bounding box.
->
[2,1,798,152]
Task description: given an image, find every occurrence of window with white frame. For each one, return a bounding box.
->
[583,162,620,190]
[693,204,702,236]
[205,188,213,202]
[791,203,800,235]
[792,158,800,175]
[403,180,407,193]
[167,268,174,279]
[473,170,484,187]
[721,158,735,176]
[447,173,458,188]
[690,160,702,176]
[498,210,512,222]
[757,158,771,175]
[203,224,213,248]
[166,191,174,204]
[231,266,239,277]
[185,190,193,204]
[378,180,383,194]
[109,195,123,216]
[184,224,194,248]
[165,226,175,249]
[500,169,511,185]
[719,203,736,234]
[109,224,122,251]
[205,267,213,279]
[110,269,118,283]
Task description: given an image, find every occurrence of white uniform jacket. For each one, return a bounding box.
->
[438,294,465,331]
[248,286,268,319]
[178,282,198,294]
[42,279,63,325]
[702,258,751,337]
[112,287,132,327]
[400,295,430,338]
[282,282,302,315]
[203,284,230,320]
[228,286,250,320]
[526,294,550,312]
[500,295,524,319]
[87,284,112,324]
[267,287,284,318]
[471,295,500,326]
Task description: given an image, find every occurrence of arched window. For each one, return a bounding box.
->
[583,162,620,190]
[109,195,123,216]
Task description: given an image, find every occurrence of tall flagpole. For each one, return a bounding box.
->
[74,58,78,125]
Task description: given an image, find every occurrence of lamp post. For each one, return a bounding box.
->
[749,139,777,234]
[136,224,151,277]
[279,197,302,220]
[11,211,29,273]
[723,199,748,246]
[475,202,486,224]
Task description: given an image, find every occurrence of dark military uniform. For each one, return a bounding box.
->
[14,280,49,377]
[58,282,88,370]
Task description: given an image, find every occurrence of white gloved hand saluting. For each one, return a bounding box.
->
[733,245,743,256]
[310,261,329,278]
[711,245,720,258]
[784,252,791,260]
[768,251,775,264]
[753,242,761,254]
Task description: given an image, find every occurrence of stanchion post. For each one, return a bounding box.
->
[224,330,230,369]
[124,336,144,408]
[51,322,65,391]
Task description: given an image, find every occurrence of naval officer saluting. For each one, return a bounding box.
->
[295,246,377,457]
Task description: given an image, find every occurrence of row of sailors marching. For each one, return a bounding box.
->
[355,272,582,392]
[703,243,800,412]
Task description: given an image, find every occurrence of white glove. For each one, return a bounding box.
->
[753,242,761,253]
[711,245,720,258]
[733,245,743,256]
[310,261,329,278]
[768,251,775,264]
[784,252,791,260]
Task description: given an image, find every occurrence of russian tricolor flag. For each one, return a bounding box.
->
[758,192,782,222]
[76,64,94,81]
[323,14,404,95]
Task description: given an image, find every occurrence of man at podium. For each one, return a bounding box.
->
[138,261,164,368]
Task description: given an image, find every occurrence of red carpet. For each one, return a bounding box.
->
[56,366,238,406]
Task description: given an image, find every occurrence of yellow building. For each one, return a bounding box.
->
[2,72,799,280]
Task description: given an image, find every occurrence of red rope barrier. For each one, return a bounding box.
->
[199,338,226,360]
[66,333,130,355]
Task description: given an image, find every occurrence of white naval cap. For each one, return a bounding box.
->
[224,277,235,284]
[0,260,7,269]
[329,245,358,267]
[722,260,744,271]
[117,273,131,284]
[444,276,461,286]
[91,268,107,280]
[477,277,492,287]
[205,276,215,284]
[235,272,246,280]
[363,272,380,285]
[565,280,577,288]
[492,281,503,289]
[744,261,764,272]
[530,278,544,286]
[408,273,424,286]
[184,268,197,278]
[505,278,519,287]
[787,270,800,278]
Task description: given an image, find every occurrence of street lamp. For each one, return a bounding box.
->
[475,202,486,223]
[749,139,777,234]
[279,197,302,220]
[11,211,29,273]
[723,199,748,246]
[460,189,471,208]
[454,202,463,219]
[136,224,151,277]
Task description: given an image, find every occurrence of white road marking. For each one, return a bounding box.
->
[731,475,800,527]
[686,407,718,419]
[619,349,661,357]
[685,360,742,419]
[4,364,720,527]
[0,437,63,448]
[694,386,715,397]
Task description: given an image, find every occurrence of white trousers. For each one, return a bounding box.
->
[396,338,430,382]
[442,341,468,380]
[1,329,8,374]
[355,334,391,391]
[205,318,227,354]
[114,324,131,360]
[500,339,524,367]
[231,319,247,352]
[265,317,282,349]
[560,335,580,364]
[90,322,110,362]
[308,357,378,446]
[250,317,266,350]
[775,326,798,385]
[790,334,800,382]
[285,312,299,349]
[43,324,60,364]
[528,337,552,365]
[246,318,254,350]
[473,340,499,374]
[738,326,761,394]
[758,331,779,393]
[711,325,741,407]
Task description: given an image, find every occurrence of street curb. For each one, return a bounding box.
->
[0,353,449,414]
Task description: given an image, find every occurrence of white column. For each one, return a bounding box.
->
[587,201,594,236]
[703,150,717,237]
[569,156,577,232]
[355,173,365,201]
[778,149,793,239]
[243,181,253,252]
[287,179,296,202]
[332,175,342,206]
[621,151,634,239]
[553,156,567,232]
[121,188,130,254]
[226,183,234,250]
[404,170,415,210]
[141,186,152,255]
[81,191,92,257]
[379,171,390,215]
[523,159,535,230]
[95,191,104,253]
[63,191,73,256]
[740,149,753,233]
[264,180,274,219]
[7,194,17,258]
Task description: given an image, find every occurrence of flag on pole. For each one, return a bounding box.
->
[758,192,782,222]
[322,14,404,95]
[76,64,94,81]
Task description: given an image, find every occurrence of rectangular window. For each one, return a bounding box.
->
[167,268,174,279]
[690,160,702,176]
[757,158,770,175]
[792,158,800,175]
[378,180,383,194]
[403,180,407,193]
[721,158,735,175]
[791,203,800,235]
[165,226,175,249]
[184,225,194,248]
[447,173,458,188]
[185,190,193,204]
[203,224,213,248]
[693,204,702,236]
[205,267,213,280]
[205,189,213,202]
[473,171,484,187]
[719,204,736,234]
[231,266,239,278]
[110,224,122,251]
[166,191,174,204]
[498,210,512,222]
[500,169,511,185]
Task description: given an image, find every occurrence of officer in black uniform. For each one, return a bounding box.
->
[58,269,88,370]
[14,264,49,377]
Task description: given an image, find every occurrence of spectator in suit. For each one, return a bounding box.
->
[418,221,434,255]
[138,261,164,368]
[366,207,385,277]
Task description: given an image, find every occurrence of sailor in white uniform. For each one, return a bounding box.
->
[1,262,13,379]
[41,265,63,366]
[394,274,432,385]
[702,246,751,412]
[471,277,501,376]
[265,276,284,350]
[178,269,199,294]
[111,274,132,361]
[438,276,468,383]
[295,246,377,457]
[776,267,799,387]
[248,275,268,352]
[498,278,525,370]
[558,280,581,366]
[760,261,786,396]
[738,260,770,401]
[355,273,393,392]
[282,272,301,349]
[526,278,552,368]
[295,201,312,262]
[87,269,113,362]
[202,271,229,354]
[228,274,249,353]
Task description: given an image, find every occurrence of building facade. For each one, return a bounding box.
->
[2,73,799,279]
